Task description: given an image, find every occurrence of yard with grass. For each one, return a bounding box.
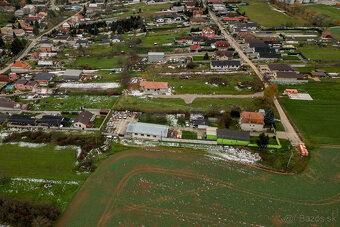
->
[135,28,190,52]
[298,45,340,62]
[75,56,124,69]
[239,0,307,27]
[32,95,118,111]
[143,73,258,94]
[0,143,87,212]
[182,130,197,139]
[279,82,340,145]
[0,12,14,26]
[57,147,340,226]
[329,26,340,40]
[0,143,85,181]
[304,5,340,21]
[114,96,264,113]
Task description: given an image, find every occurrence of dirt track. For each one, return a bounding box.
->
[57,150,340,227]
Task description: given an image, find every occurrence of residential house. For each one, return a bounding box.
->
[73,110,95,129]
[140,81,169,95]
[9,114,36,126]
[212,50,234,60]
[14,9,24,17]
[148,52,164,63]
[34,72,54,85]
[126,122,169,140]
[239,111,265,132]
[268,64,297,73]
[0,75,10,82]
[214,40,229,50]
[190,17,208,26]
[23,5,35,14]
[13,29,25,37]
[193,10,203,17]
[112,35,124,43]
[74,39,89,48]
[14,79,27,90]
[190,44,201,52]
[11,61,31,73]
[0,113,8,126]
[202,27,215,39]
[38,60,54,67]
[171,5,185,12]
[185,1,195,10]
[0,97,27,110]
[193,120,209,129]
[190,110,204,121]
[63,69,82,81]
[272,72,305,83]
[38,115,70,127]
[154,16,165,23]
[210,60,241,70]
[40,43,53,52]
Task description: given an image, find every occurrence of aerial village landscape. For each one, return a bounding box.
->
[0,0,339,226]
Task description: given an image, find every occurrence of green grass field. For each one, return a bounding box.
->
[305,5,340,21]
[57,147,340,226]
[144,74,256,95]
[279,82,340,145]
[329,26,340,40]
[0,143,84,181]
[0,12,14,26]
[75,56,124,69]
[33,95,118,111]
[114,96,264,113]
[298,45,340,62]
[182,131,197,139]
[0,143,87,211]
[239,0,307,27]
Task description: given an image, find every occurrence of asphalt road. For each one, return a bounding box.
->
[0,6,83,74]
[208,9,302,146]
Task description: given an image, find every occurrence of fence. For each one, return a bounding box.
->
[161,138,217,145]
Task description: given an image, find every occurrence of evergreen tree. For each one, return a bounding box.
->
[256,133,269,151]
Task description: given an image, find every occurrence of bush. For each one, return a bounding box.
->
[208,77,228,87]
[0,195,60,227]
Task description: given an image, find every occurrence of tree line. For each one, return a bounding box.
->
[0,195,60,227]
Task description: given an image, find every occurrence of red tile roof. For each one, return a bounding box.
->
[140,81,168,89]
[11,61,31,69]
[190,44,201,50]
[240,112,264,125]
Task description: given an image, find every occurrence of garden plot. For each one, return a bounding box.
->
[58,82,120,90]
[288,93,313,100]
[122,139,262,165]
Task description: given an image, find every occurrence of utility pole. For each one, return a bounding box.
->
[287,145,293,169]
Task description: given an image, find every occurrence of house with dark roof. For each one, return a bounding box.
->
[273,72,305,83]
[268,64,297,72]
[112,35,124,43]
[38,115,70,127]
[210,60,241,70]
[216,128,250,145]
[34,72,54,85]
[212,50,234,60]
[193,119,209,129]
[9,114,36,126]
[73,110,94,129]
[0,113,8,126]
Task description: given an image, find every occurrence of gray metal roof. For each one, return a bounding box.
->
[148,52,164,56]
[64,69,82,77]
[217,129,250,141]
[126,122,168,137]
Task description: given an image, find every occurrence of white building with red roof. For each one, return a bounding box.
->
[140,81,169,95]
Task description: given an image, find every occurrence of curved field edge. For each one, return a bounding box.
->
[57,148,340,226]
